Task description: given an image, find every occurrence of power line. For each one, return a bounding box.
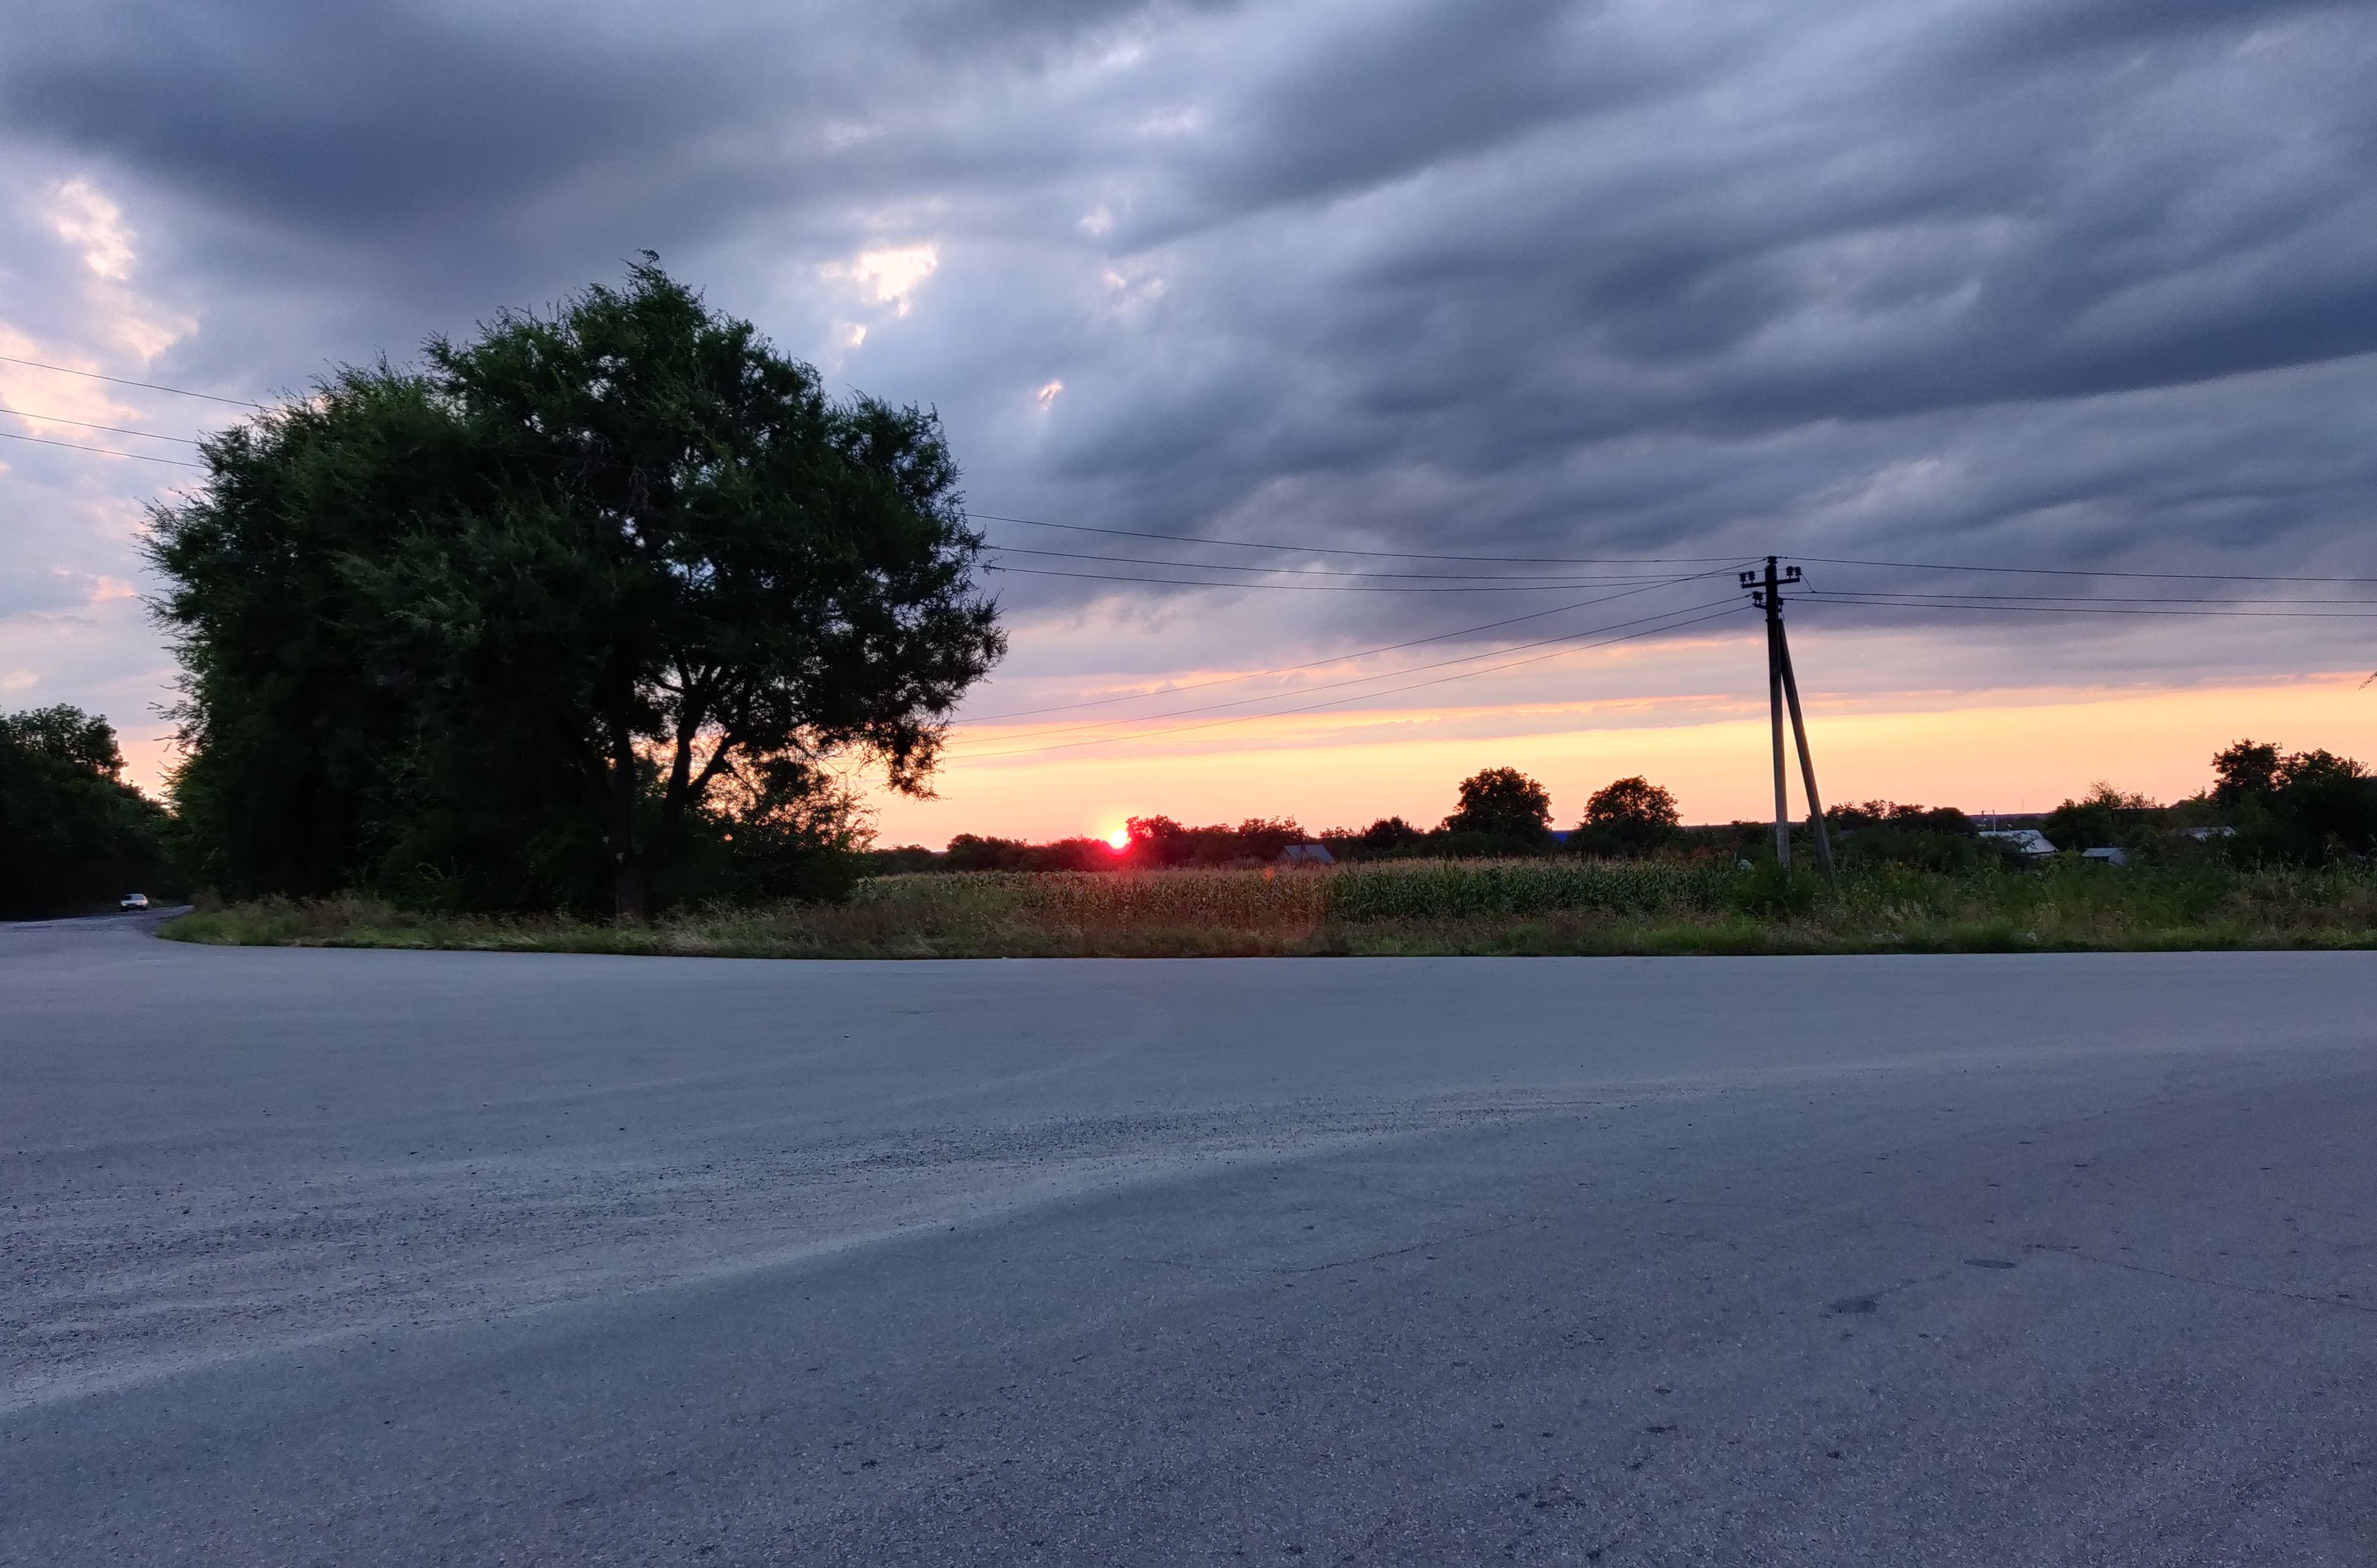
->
[983,543,1703,586]
[955,569,1747,722]
[0,354,262,409]
[984,562,1683,594]
[967,511,1742,567]
[1,409,201,444]
[1806,588,2377,607]
[1802,593,2377,620]
[9,349,2365,595]
[1800,554,2377,586]
[958,599,1751,761]
[0,429,203,467]
[950,583,1735,750]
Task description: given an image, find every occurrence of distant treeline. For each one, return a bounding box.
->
[0,706,179,919]
[865,768,1697,874]
[869,742,2377,878]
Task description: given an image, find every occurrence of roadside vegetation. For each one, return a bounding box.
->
[163,854,2377,959]
[159,736,2377,957]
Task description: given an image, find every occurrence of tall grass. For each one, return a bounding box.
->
[160,858,2377,959]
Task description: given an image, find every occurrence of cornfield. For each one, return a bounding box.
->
[848,859,1731,928]
[165,858,2377,959]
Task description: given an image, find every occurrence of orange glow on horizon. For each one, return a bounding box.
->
[868,673,2377,848]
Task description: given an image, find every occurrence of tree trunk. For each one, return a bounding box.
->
[612,855,647,922]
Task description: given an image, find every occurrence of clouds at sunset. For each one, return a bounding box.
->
[3,0,2373,829]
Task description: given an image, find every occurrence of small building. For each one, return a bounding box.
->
[2180,825,2237,842]
[1276,843,1335,868]
[1979,829,2056,857]
[2081,847,2129,866]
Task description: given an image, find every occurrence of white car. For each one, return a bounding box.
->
[120,893,150,911]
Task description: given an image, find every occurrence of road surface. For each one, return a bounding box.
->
[5,914,2374,1564]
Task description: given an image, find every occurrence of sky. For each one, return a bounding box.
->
[3,0,2374,845]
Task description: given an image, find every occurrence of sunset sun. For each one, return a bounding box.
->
[1106,826,1131,850]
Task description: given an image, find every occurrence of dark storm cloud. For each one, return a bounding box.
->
[6,0,2375,638]
[3,1,711,229]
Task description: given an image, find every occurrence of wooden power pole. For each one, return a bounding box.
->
[1742,558,1835,881]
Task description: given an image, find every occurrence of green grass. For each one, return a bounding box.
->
[156,858,2377,959]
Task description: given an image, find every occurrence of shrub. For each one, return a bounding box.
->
[1729,863,1818,918]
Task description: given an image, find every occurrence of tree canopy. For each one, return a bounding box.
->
[149,262,1004,916]
[1584,776,1678,831]
[0,706,175,918]
[1571,775,1680,854]
[2207,739,2377,861]
[1443,767,1552,845]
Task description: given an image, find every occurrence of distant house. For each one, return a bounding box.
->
[1979,829,2056,857]
[2180,825,2237,842]
[2081,847,2129,866]
[1277,843,1335,868]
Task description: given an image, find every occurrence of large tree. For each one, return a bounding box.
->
[2206,739,2377,862]
[151,263,1004,916]
[1443,766,1553,845]
[1579,775,1680,854]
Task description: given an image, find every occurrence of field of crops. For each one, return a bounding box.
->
[849,858,1734,926]
[162,857,2377,959]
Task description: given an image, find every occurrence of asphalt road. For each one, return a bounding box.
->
[4,916,2374,1565]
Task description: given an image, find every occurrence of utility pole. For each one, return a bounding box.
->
[1741,557,1835,882]
[1759,560,1791,870]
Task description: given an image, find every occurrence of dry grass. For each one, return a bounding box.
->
[158,858,2377,959]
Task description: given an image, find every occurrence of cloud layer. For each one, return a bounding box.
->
[4,0,2374,803]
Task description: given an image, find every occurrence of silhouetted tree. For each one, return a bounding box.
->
[1443,767,1552,846]
[150,262,1003,916]
[1577,776,1680,854]
[2264,749,2377,857]
[1355,816,1426,853]
[2201,742,2377,862]
[2212,740,2283,806]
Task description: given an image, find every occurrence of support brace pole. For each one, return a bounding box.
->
[1776,620,1835,882]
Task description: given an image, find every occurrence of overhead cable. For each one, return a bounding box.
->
[0,409,202,444]
[10,354,2364,591]
[956,568,1748,722]
[967,511,1742,567]
[951,580,1732,749]
[1802,593,2377,620]
[1800,554,2377,586]
[1804,588,2377,607]
[0,354,263,408]
[0,428,203,467]
[983,543,1704,586]
[983,562,1688,594]
[958,599,1750,761]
